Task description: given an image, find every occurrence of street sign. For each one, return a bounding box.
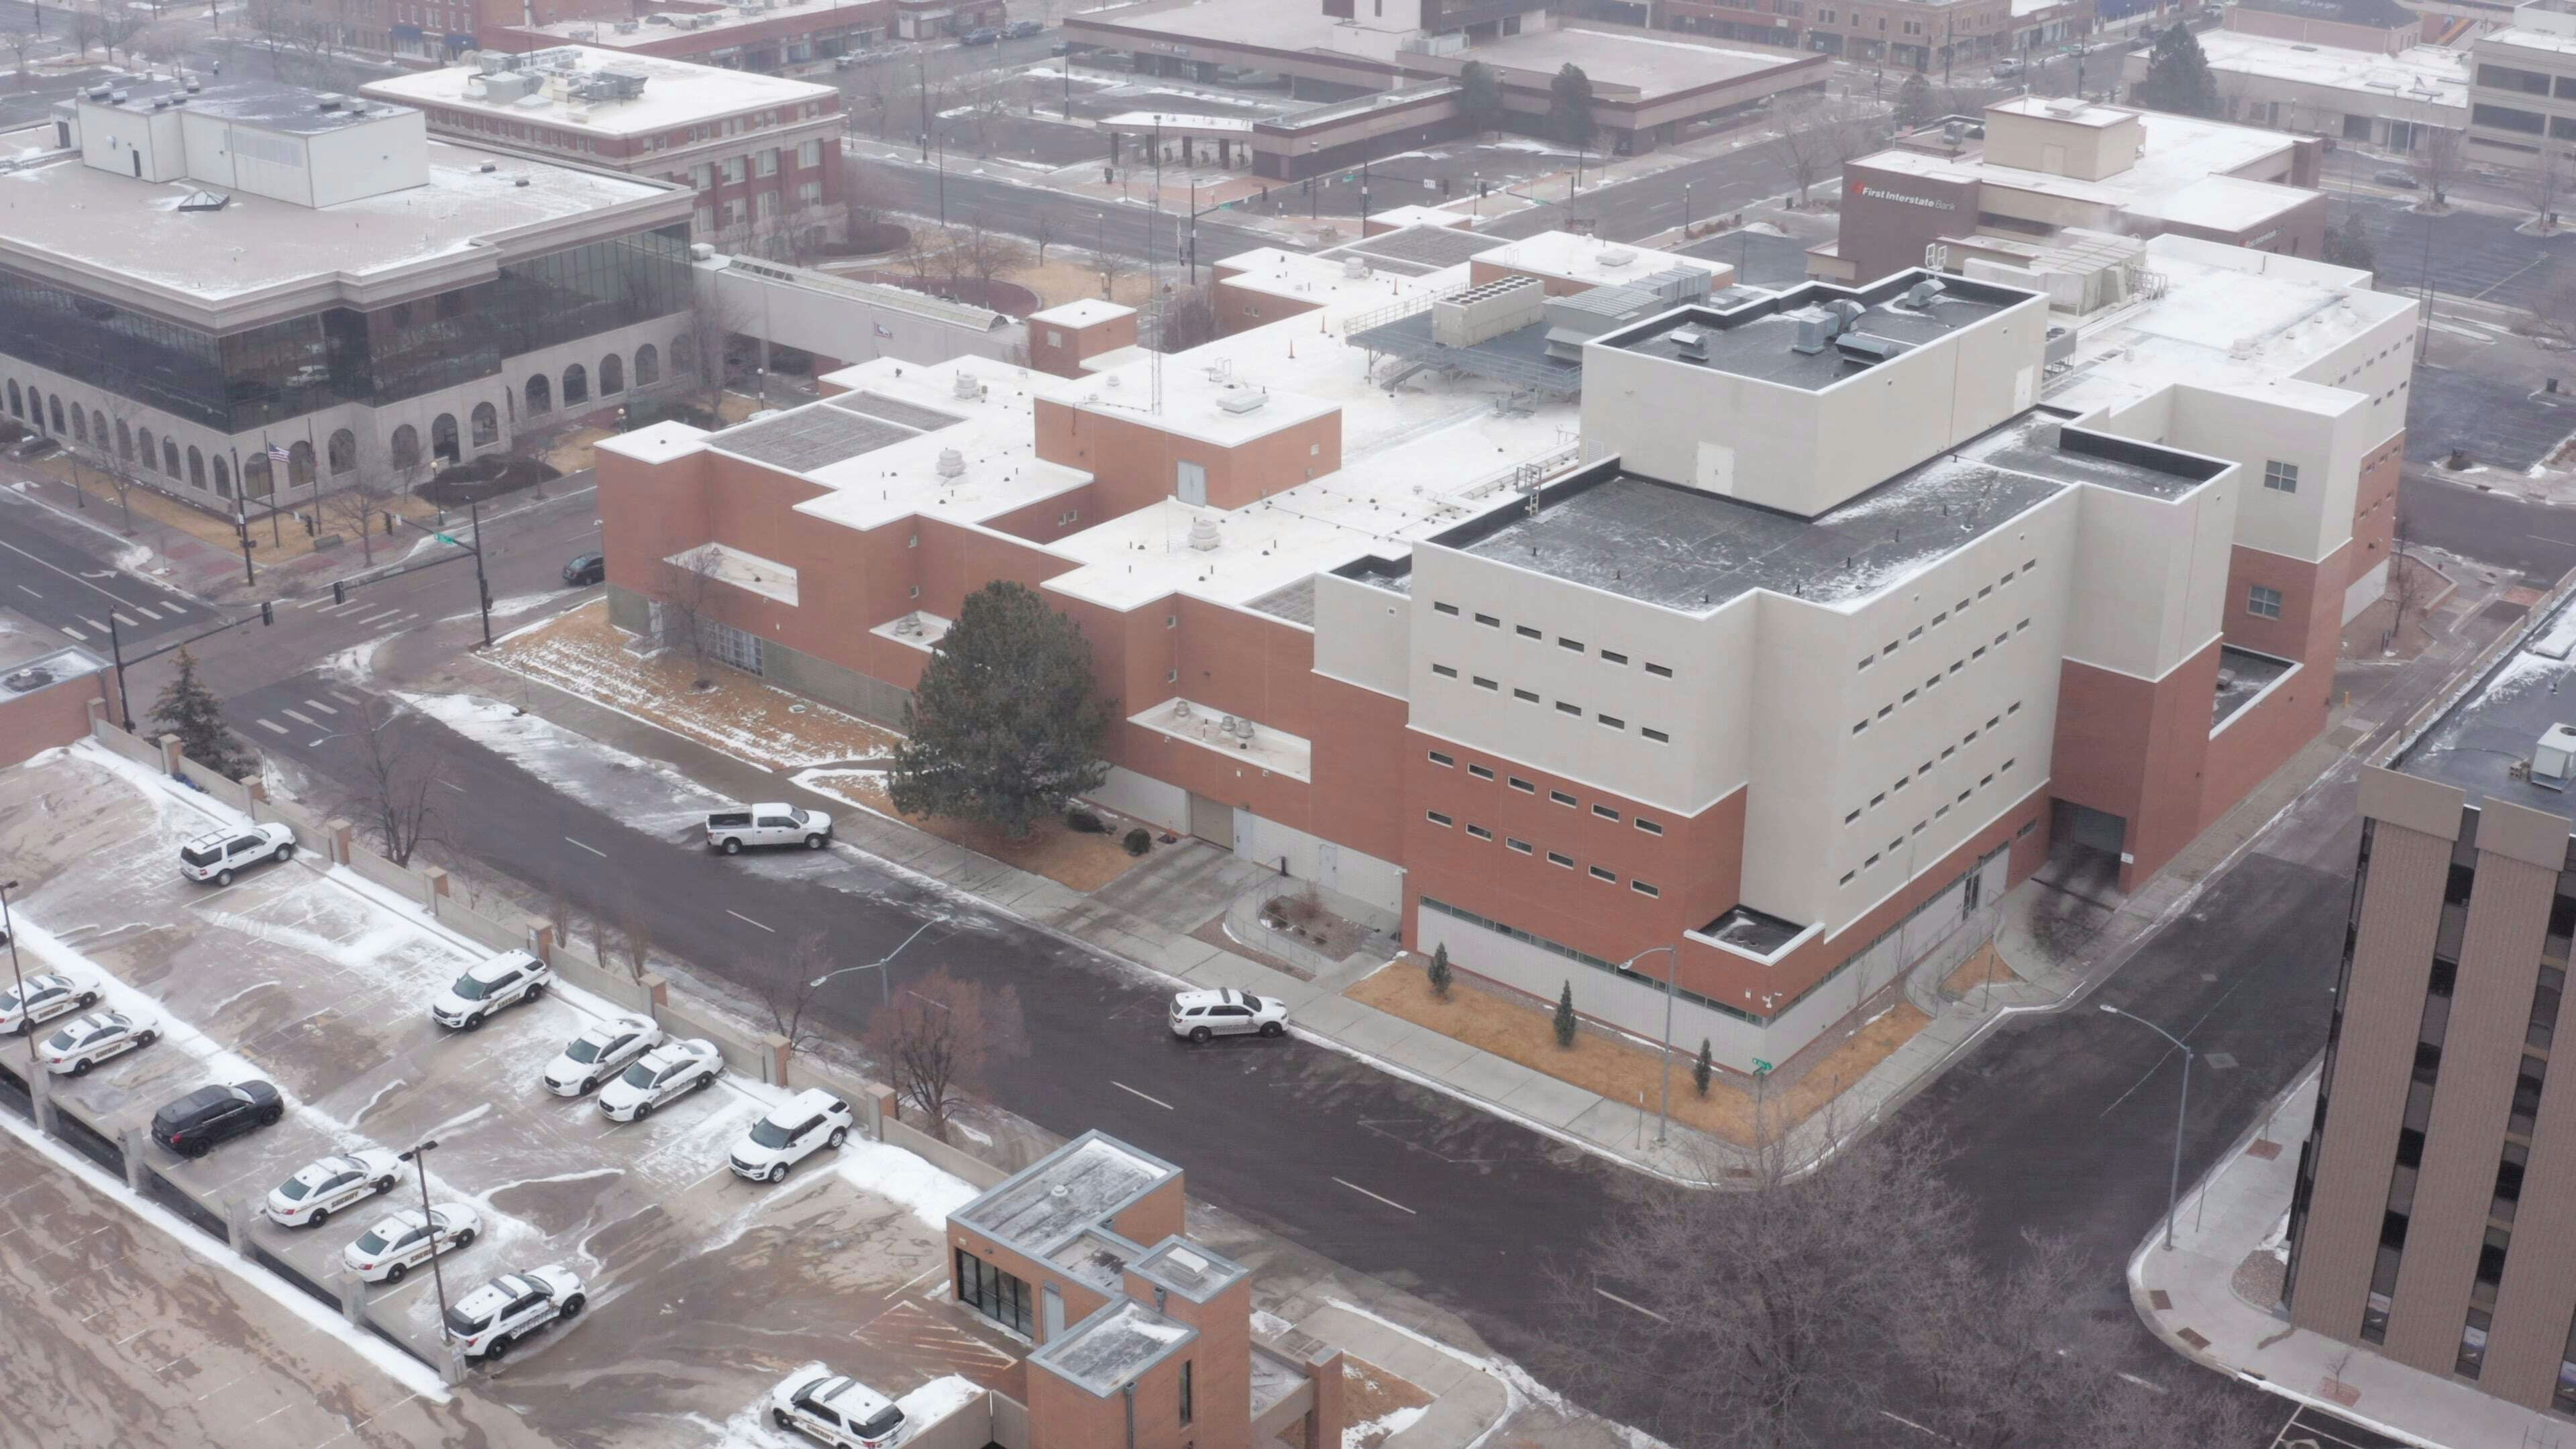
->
[432,532,462,547]
[1753,1059,1774,1075]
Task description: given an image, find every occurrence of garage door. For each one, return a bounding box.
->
[1188,793,1234,850]
[2051,799,2127,857]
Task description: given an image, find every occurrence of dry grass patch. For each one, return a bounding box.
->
[1342,1356,1434,1449]
[1941,942,2017,998]
[1348,960,1931,1146]
[493,598,900,769]
[806,771,1148,893]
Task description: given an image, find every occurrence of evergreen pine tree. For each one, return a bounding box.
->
[1427,942,1453,1000]
[2133,23,2222,119]
[1693,1038,1714,1097]
[1896,68,1935,130]
[2322,210,2377,272]
[149,648,255,780]
[1459,62,1505,138]
[888,581,1116,836]
[1554,980,1577,1048]
[1549,64,1597,150]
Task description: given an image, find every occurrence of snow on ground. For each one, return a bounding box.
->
[0,1104,455,1403]
[1346,1405,1428,1447]
[1326,1298,1670,1449]
[699,1368,985,1449]
[395,690,726,833]
[832,1138,981,1230]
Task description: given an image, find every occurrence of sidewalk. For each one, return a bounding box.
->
[2129,1069,2564,1449]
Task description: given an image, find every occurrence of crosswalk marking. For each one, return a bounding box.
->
[112,612,140,627]
[58,625,84,641]
[129,604,161,621]
[329,690,363,706]
[255,719,288,735]
[358,608,405,626]
[301,698,336,716]
[281,709,316,727]
[84,618,107,633]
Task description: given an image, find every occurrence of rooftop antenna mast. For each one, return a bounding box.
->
[1150,117,1165,417]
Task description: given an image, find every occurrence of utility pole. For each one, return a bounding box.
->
[3,879,34,1078]
[399,1138,456,1344]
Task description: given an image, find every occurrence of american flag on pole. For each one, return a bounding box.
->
[266,441,290,464]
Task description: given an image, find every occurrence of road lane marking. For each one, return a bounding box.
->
[282,709,316,727]
[358,609,405,625]
[1332,1177,1416,1215]
[1111,1081,1173,1110]
[727,909,775,932]
[0,536,140,606]
[13,585,36,598]
[58,625,83,640]
[84,617,107,633]
[301,698,337,714]
[1593,1287,1669,1323]
[256,719,288,735]
[565,837,606,857]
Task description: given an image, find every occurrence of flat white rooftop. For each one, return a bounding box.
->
[2481,23,2576,57]
[362,47,837,137]
[2187,31,2467,110]
[514,4,843,48]
[0,138,671,307]
[1859,109,2304,221]
[2047,234,2416,416]
[1475,230,1735,290]
[1031,297,1134,329]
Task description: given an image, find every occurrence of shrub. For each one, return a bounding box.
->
[1427,943,1453,1000]
[1122,826,1151,855]
[1554,981,1577,1048]
[1065,808,1106,834]
[1693,1038,1714,1097]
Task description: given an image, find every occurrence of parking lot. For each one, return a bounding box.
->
[0,743,1028,1448]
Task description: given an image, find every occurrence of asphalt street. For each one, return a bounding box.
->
[2402,470,2576,584]
[0,490,205,649]
[851,155,1298,272]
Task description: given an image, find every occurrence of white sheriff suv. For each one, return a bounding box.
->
[767,1368,908,1448]
[541,1013,663,1097]
[445,1266,586,1362]
[729,1088,855,1183]
[178,822,296,886]
[431,951,551,1031]
[596,1038,721,1122]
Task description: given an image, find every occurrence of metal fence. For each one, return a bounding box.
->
[142,1167,229,1242]
[0,1059,30,1123]
[50,1104,123,1175]
[250,1239,341,1315]
[362,1316,437,1371]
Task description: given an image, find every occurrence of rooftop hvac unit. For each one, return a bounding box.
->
[1596,247,1633,268]
[1188,515,1222,551]
[2538,724,2576,790]
[1217,390,1268,415]
[936,447,965,478]
[1342,256,1369,279]
[1788,306,1835,354]
[1903,277,1945,308]
[615,19,639,30]
[1669,327,1708,360]
[1634,266,1711,305]
[1834,332,1907,365]
[953,371,980,400]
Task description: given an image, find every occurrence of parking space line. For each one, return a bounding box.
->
[301,698,337,714]
[282,709,317,727]
[256,719,288,735]
[1332,1177,1416,1215]
[885,1263,944,1297]
[727,910,775,932]
[1111,1081,1173,1110]
[115,1326,153,1346]
[566,837,606,857]
[13,584,38,598]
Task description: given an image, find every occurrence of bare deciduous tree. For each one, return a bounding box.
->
[757,930,833,1063]
[3,25,37,74]
[2413,125,2464,206]
[1154,283,1221,353]
[616,902,653,983]
[653,545,724,688]
[1533,1118,2273,1449]
[679,286,755,413]
[961,221,1030,294]
[860,968,1027,1143]
[96,7,148,64]
[1769,89,1884,205]
[350,697,443,867]
[2528,147,2569,235]
[546,883,576,955]
[1030,213,1061,268]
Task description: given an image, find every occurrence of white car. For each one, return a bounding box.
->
[444,1265,585,1362]
[596,1038,721,1122]
[0,969,99,1035]
[178,822,296,885]
[769,1369,907,1449]
[1168,987,1288,1043]
[265,1148,402,1228]
[431,950,551,1030]
[729,1088,854,1183]
[542,1012,663,1097]
[704,803,834,853]
[343,1203,480,1284]
[41,1009,157,1075]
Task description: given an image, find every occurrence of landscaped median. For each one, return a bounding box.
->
[1345,955,1938,1147]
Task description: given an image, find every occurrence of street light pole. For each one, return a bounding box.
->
[1682,180,1692,238]
[2099,1003,2194,1250]
[1619,944,1682,1144]
[1,879,33,1075]
[398,1138,456,1340]
[810,918,943,1006]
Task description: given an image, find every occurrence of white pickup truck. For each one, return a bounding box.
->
[706,804,835,853]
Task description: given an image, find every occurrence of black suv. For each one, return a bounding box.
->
[561,552,606,587]
[152,1081,284,1158]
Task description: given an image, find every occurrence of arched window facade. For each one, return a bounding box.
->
[329,429,357,475]
[432,413,460,465]
[243,456,272,498]
[6,380,20,418]
[138,428,156,472]
[600,353,624,396]
[166,439,183,479]
[211,455,231,498]
[562,364,588,407]
[115,420,131,461]
[634,344,660,387]
[470,402,498,447]
[45,396,62,433]
[390,425,421,472]
[91,410,106,448]
[288,439,315,486]
[67,405,83,445]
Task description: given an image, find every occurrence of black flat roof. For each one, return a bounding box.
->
[1601,270,2027,392]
